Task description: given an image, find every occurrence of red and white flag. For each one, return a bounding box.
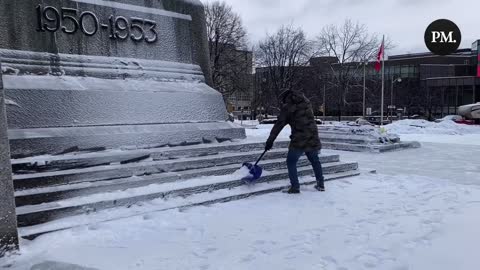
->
[477,53,480,78]
[374,37,385,72]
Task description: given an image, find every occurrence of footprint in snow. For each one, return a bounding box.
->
[240,254,256,263]
[203,247,217,254]
[354,254,380,269]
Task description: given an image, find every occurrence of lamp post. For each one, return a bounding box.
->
[323,83,326,117]
[363,61,367,118]
[390,76,402,122]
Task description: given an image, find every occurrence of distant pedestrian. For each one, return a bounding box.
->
[265,90,325,194]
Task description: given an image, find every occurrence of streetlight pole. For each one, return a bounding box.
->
[363,62,366,118]
[390,76,402,122]
[323,83,326,118]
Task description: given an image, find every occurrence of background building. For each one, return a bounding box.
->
[209,43,254,120]
[253,40,480,120]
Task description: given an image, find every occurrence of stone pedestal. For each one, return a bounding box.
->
[0,0,245,158]
[0,61,18,256]
[0,0,244,253]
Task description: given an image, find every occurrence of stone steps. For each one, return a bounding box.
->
[13,148,294,190]
[14,155,341,207]
[323,141,420,152]
[15,157,357,227]
[12,139,360,238]
[318,126,420,152]
[19,169,360,240]
[11,141,291,173]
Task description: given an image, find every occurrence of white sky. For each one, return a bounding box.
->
[202,0,479,55]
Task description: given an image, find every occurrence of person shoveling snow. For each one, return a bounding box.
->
[264,90,325,194]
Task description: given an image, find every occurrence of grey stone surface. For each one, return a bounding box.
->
[31,261,98,270]
[0,61,18,256]
[0,0,244,157]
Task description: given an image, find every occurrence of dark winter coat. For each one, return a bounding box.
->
[267,91,321,151]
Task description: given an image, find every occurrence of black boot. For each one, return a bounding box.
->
[314,184,325,192]
[282,187,300,194]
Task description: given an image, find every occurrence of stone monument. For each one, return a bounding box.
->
[0,0,245,253]
[0,0,245,158]
[0,61,18,256]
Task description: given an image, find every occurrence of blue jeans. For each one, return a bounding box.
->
[287,149,325,190]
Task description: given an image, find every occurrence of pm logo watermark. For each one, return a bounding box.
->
[424,19,462,56]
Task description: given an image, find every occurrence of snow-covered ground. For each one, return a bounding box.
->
[2,120,480,270]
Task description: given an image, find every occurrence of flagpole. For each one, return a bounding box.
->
[380,35,385,126]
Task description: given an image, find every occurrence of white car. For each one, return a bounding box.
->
[434,115,463,123]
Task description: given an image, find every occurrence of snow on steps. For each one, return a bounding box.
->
[19,169,360,240]
[16,157,358,227]
[13,148,291,190]
[11,140,359,238]
[318,127,421,152]
[322,141,419,153]
[14,155,341,207]
[12,141,292,173]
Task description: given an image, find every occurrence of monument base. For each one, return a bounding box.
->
[9,122,245,158]
[1,49,246,158]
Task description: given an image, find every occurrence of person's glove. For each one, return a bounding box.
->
[265,139,274,151]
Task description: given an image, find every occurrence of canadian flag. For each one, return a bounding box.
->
[477,53,480,77]
[374,37,385,72]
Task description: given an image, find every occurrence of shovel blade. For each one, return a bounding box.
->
[242,162,263,183]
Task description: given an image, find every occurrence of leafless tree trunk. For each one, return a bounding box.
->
[205,1,250,101]
[316,19,392,121]
[255,25,313,113]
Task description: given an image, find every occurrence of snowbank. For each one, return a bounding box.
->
[386,119,480,135]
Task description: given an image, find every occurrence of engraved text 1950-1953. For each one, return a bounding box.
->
[35,4,158,44]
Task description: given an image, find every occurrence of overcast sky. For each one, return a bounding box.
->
[202,0,479,55]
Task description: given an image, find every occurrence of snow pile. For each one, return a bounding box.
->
[386,119,480,135]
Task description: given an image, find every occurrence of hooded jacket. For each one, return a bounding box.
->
[267,91,321,151]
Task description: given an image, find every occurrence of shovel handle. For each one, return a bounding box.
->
[254,150,268,166]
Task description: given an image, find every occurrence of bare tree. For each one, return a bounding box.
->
[205,1,249,100]
[316,19,392,120]
[255,25,313,112]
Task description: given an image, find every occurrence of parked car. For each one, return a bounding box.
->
[434,115,463,123]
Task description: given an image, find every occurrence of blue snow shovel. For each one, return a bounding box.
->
[242,150,267,184]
